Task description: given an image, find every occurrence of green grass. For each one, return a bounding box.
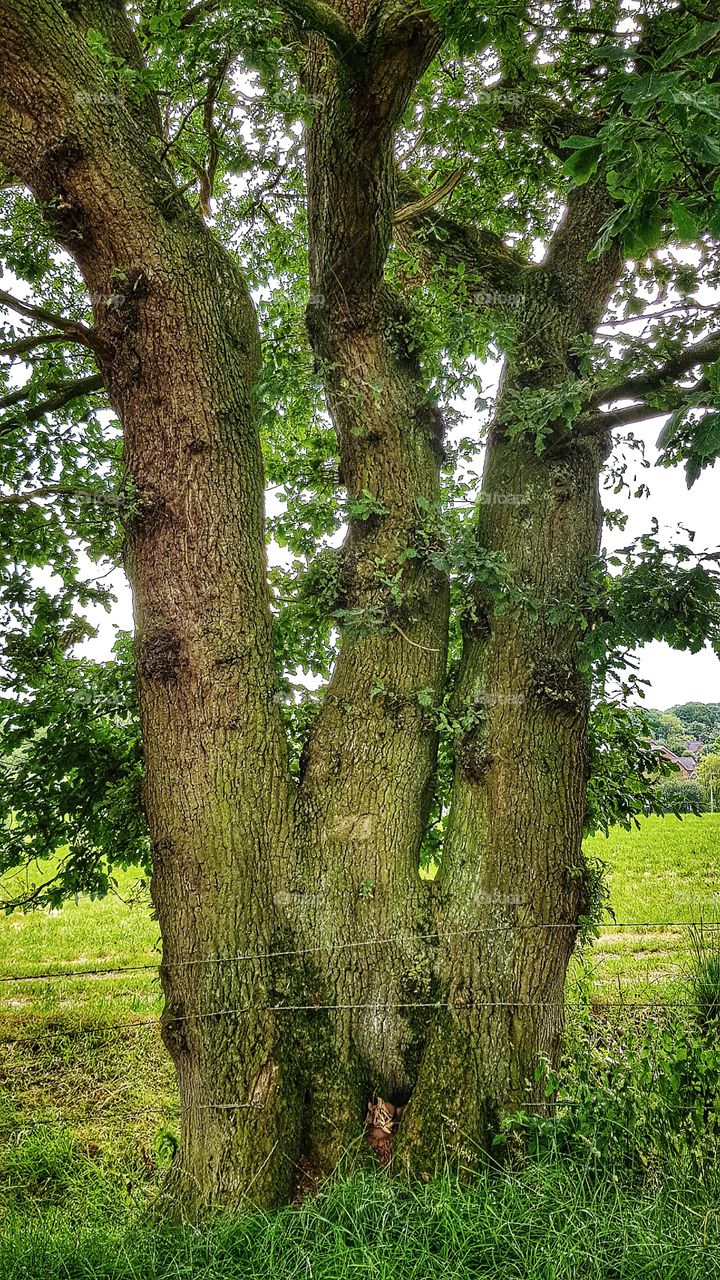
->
[0,867,175,1183]
[1,816,720,1276]
[1,1160,719,1279]
[577,814,720,1001]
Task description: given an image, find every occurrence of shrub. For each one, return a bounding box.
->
[652,778,707,815]
[687,922,720,1028]
[497,984,720,1175]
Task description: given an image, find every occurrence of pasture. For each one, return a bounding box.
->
[0,814,719,1278]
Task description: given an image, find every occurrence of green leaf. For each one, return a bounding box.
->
[692,412,720,460]
[670,201,700,241]
[657,411,682,452]
[562,143,602,185]
[660,21,720,68]
[684,130,720,166]
[621,198,663,257]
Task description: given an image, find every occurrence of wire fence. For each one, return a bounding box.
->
[0,920,718,1160]
[0,918,715,986]
[0,920,715,1048]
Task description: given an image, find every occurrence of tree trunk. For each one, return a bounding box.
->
[293,28,448,1169]
[1,0,629,1212]
[0,2,305,1210]
[397,210,621,1174]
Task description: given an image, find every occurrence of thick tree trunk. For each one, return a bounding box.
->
[2,0,629,1211]
[122,239,302,1212]
[0,1,305,1210]
[398,429,603,1173]
[397,213,621,1174]
[294,31,448,1168]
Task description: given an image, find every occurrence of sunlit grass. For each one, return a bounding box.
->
[576,814,720,1001]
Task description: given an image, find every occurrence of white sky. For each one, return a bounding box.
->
[603,414,719,709]
[83,402,719,713]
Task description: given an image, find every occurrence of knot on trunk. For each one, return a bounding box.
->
[138,626,185,685]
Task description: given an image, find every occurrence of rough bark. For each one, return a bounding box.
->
[1,0,632,1211]
[1,0,301,1212]
[291,10,448,1169]
[398,187,623,1173]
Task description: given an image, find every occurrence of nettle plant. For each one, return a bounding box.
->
[2,0,720,1212]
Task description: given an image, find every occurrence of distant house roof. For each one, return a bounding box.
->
[686,740,704,757]
[651,742,698,778]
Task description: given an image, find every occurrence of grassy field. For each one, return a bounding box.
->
[1,814,719,1277]
[578,813,720,1000]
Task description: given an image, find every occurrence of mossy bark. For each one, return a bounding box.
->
[294,16,448,1169]
[2,0,629,1211]
[397,205,622,1175]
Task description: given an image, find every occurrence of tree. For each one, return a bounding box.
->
[2,0,720,1214]
[646,710,690,754]
[671,702,720,744]
[653,777,707,815]
[697,752,720,810]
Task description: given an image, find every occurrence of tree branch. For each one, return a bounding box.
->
[577,376,713,438]
[394,177,528,310]
[476,81,594,157]
[0,332,75,358]
[541,183,623,333]
[0,289,107,357]
[278,0,362,66]
[0,483,122,510]
[394,166,468,224]
[0,373,105,430]
[587,333,720,411]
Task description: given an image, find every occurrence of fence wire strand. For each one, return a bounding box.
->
[0,919,715,986]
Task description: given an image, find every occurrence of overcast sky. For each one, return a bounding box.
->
[85,405,718,713]
[603,415,719,709]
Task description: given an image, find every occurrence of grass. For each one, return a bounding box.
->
[1,1159,719,1279]
[576,813,720,1001]
[0,867,175,1185]
[1,815,719,1275]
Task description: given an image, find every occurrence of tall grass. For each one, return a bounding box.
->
[687,922,720,1026]
[1,1162,719,1280]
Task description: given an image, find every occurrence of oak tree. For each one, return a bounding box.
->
[2,0,720,1211]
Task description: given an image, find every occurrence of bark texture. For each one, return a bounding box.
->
[1,0,627,1212]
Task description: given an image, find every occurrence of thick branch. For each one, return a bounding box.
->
[542,183,622,333]
[279,0,362,66]
[587,332,720,411]
[478,82,594,156]
[395,178,527,309]
[0,482,122,509]
[578,375,713,438]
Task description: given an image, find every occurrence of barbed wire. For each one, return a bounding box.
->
[4,1093,720,1129]
[0,918,715,986]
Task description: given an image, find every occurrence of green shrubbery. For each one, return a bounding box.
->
[499,929,720,1177]
[653,778,708,814]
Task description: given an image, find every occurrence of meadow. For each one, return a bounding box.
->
[0,813,719,1278]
